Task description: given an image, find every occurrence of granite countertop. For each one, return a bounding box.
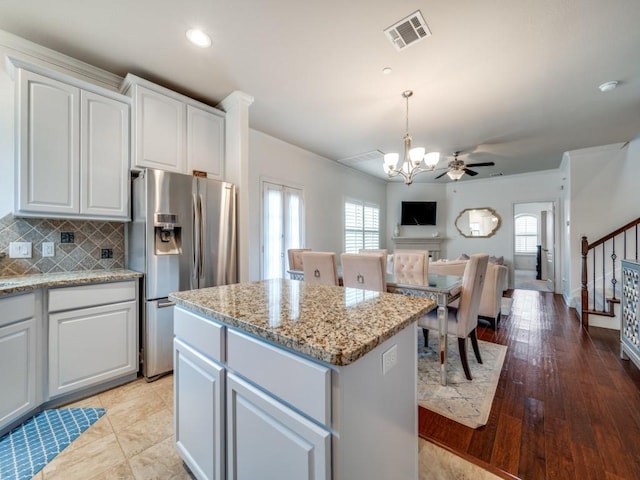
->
[0,269,143,296]
[170,278,436,366]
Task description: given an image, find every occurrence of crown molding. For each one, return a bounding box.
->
[218,90,254,112]
[0,29,122,91]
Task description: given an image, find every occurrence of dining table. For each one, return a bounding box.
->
[287,269,462,386]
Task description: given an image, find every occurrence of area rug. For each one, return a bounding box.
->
[0,407,105,480]
[417,338,507,429]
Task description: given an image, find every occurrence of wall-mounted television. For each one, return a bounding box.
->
[401,201,437,225]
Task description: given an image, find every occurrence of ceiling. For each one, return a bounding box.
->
[1,0,639,183]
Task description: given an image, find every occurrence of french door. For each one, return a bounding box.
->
[262,181,304,279]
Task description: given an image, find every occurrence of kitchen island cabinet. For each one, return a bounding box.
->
[171,279,435,480]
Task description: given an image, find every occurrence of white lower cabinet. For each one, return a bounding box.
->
[0,292,38,431]
[226,373,330,480]
[48,281,138,398]
[174,305,419,480]
[174,307,331,480]
[174,338,225,480]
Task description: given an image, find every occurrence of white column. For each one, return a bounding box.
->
[218,91,254,282]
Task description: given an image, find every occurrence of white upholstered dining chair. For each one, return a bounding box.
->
[393,250,429,285]
[301,252,339,285]
[341,253,387,292]
[417,253,489,380]
[288,248,311,271]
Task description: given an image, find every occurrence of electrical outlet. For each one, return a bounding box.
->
[60,232,74,243]
[101,248,113,259]
[9,242,32,258]
[382,344,398,375]
[42,242,55,257]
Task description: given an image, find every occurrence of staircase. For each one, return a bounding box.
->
[581,217,640,328]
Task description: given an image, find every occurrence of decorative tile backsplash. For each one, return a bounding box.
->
[0,214,125,277]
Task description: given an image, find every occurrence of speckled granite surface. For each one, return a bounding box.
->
[0,269,143,296]
[170,278,436,366]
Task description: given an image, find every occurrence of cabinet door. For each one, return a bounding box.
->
[174,338,224,480]
[187,104,224,179]
[16,69,79,215]
[0,318,36,430]
[133,85,185,172]
[49,300,137,397]
[81,90,130,219]
[227,373,330,480]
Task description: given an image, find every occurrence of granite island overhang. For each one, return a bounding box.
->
[169,278,436,480]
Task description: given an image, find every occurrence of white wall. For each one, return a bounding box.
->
[385,183,448,252]
[563,141,640,311]
[442,170,563,289]
[247,130,387,281]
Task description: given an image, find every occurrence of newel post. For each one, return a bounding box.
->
[581,235,589,329]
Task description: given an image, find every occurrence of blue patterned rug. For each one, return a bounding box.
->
[0,407,105,480]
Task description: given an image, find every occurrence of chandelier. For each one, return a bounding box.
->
[383,90,440,185]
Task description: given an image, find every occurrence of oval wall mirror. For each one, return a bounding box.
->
[455,207,501,238]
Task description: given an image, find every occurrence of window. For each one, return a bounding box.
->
[345,199,380,253]
[262,181,304,279]
[515,215,538,253]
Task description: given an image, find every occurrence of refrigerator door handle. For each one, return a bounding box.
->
[198,193,205,280]
[157,299,176,308]
[192,192,200,287]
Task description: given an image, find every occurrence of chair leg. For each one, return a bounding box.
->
[422,328,429,348]
[470,329,483,364]
[458,337,472,380]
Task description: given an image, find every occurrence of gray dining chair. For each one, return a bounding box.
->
[417,253,489,380]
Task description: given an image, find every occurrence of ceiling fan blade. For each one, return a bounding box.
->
[465,161,495,168]
[463,168,479,176]
[434,171,449,180]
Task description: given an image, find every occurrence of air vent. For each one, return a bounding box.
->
[384,10,432,51]
[337,150,384,166]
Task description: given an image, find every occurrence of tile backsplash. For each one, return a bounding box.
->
[0,214,125,277]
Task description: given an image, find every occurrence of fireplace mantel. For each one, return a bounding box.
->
[391,236,447,260]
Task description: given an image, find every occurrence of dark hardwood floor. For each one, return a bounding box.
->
[419,289,640,480]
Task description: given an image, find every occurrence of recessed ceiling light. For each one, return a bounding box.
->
[598,80,619,92]
[186,29,212,48]
[382,67,392,75]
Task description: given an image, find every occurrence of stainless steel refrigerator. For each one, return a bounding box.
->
[128,168,237,380]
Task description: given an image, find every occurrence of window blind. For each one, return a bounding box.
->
[345,200,379,253]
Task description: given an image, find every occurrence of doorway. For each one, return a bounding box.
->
[261,181,304,279]
[513,202,555,292]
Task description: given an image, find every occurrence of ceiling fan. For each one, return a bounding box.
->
[434,151,495,180]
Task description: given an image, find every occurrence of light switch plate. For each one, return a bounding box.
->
[42,242,55,257]
[9,241,32,258]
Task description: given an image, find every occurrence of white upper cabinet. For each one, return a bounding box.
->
[12,61,131,220]
[123,74,225,179]
[17,69,80,216]
[187,104,224,179]
[133,85,186,173]
[81,90,130,218]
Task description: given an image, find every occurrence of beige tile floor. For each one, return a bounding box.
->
[30,375,500,480]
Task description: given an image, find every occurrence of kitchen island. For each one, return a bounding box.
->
[170,278,435,480]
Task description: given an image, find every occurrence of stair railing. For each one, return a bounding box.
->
[581,217,640,328]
